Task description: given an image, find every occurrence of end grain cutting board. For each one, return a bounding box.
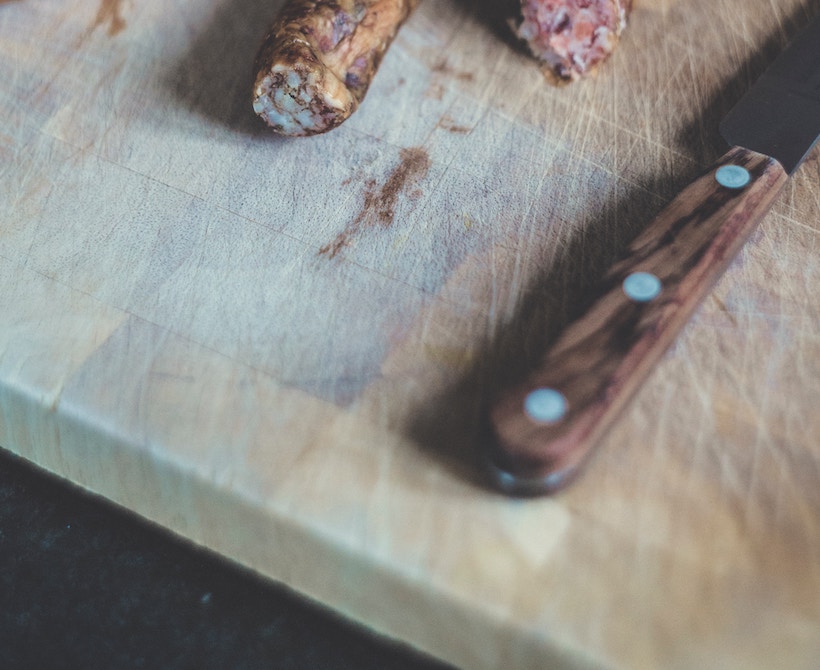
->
[2,0,819,667]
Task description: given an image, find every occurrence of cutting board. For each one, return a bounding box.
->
[3,0,819,667]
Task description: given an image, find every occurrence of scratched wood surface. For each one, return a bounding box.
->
[2,0,819,668]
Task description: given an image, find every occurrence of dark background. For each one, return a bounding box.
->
[0,449,453,670]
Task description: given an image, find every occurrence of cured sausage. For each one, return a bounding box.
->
[253,0,419,136]
[514,0,632,82]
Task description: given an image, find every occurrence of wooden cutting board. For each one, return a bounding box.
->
[3,0,819,667]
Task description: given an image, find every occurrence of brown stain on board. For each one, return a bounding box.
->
[431,58,475,83]
[437,115,471,135]
[319,147,431,259]
[426,58,475,100]
[91,0,127,37]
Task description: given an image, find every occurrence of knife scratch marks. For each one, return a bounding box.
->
[319,147,431,259]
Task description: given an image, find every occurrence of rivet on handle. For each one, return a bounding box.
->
[524,388,568,423]
[716,165,751,189]
[623,271,662,302]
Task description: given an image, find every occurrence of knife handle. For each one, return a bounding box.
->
[487,147,789,495]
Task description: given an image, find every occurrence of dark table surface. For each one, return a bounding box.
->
[0,449,454,670]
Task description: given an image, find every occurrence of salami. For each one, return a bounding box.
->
[514,0,632,82]
[252,0,419,136]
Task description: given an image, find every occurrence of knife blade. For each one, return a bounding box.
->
[487,14,820,496]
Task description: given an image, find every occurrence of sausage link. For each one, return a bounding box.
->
[253,0,419,136]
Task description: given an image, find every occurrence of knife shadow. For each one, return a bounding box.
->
[404,0,820,490]
[405,176,681,490]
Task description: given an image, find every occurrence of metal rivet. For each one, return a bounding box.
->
[623,271,662,302]
[716,165,750,189]
[524,388,567,424]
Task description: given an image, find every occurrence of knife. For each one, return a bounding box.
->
[487,13,820,496]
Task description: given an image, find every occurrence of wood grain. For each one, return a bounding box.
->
[1,0,819,669]
[489,148,790,492]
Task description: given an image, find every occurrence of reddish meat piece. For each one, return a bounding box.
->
[514,0,632,81]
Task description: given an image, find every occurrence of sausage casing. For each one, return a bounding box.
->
[253,0,419,136]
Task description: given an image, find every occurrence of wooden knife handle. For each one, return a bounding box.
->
[487,147,789,495]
